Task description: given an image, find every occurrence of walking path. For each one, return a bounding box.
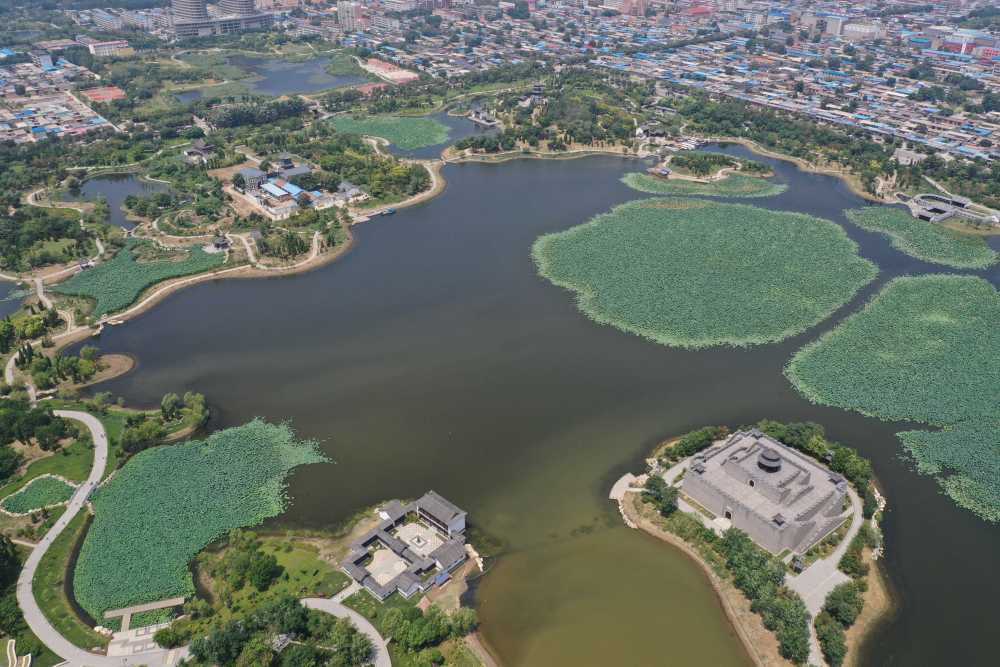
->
[302,594,391,667]
[15,411,187,667]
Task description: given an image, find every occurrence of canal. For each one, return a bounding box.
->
[80,153,1000,666]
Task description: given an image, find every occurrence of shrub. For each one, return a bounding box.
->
[815,611,847,667]
[823,580,866,627]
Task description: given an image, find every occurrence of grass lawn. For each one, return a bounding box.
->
[214,537,350,616]
[33,512,109,650]
[0,439,93,499]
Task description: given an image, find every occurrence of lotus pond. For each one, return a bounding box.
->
[787,275,1000,521]
[332,115,451,151]
[73,419,327,620]
[0,475,75,514]
[845,206,997,269]
[533,197,876,349]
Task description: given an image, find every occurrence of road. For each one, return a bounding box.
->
[302,593,392,667]
[14,411,186,667]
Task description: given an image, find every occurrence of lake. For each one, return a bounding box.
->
[66,174,170,230]
[0,281,26,320]
[176,55,369,102]
[77,152,1000,666]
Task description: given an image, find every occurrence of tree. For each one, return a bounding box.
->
[161,392,182,420]
[642,475,678,517]
[823,581,865,627]
[815,611,847,666]
[0,535,19,590]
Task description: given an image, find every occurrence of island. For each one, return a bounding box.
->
[612,422,890,667]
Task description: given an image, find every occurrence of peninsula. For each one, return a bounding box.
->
[612,422,890,667]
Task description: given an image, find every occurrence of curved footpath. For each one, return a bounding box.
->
[15,411,189,667]
[303,588,392,667]
[13,410,393,667]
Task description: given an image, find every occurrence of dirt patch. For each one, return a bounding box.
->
[844,549,895,667]
[208,160,256,184]
[421,560,475,614]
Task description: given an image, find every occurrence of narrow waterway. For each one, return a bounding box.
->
[80,154,1000,666]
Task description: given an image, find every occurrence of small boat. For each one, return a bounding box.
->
[383,208,397,216]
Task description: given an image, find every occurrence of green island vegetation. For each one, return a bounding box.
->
[453,69,647,154]
[16,344,103,391]
[533,198,876,348]
[0,399,74,486]
[787,275,1000,521]
[0,475,74,515]
[343,590,479,667]
[845,207,998,269]
[52,239,225,318]
[0,304,64,359]
[0,206,98,271]
[325,49,371,79]
[73,419,327,622]
[323,61,545,115]
[621,172,788,198]
[152,530,363,658]
[331,115,451,150]
[639,420,881,666]
[668,150,772,177]
[246,123,431,204]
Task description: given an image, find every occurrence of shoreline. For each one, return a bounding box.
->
[704,136,887,204]
[622,492,772,667]
[616,434,894,667]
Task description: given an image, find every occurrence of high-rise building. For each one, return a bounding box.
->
[219,0,257,16]
[337,0,363,32]
[172,0,209,23]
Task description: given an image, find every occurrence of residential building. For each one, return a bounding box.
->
[219,0,257,17]
[338,0,363,32]
[172,0,209,23]
[86,40,134,58]
[92,9,125,32]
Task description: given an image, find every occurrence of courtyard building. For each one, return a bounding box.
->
[341,491,468,601]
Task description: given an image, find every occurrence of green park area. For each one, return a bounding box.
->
[621,172,787,198]
[52,240,225,318]
[845,207,997,269]
[0,475,75,515]
[73,419,327,621]
[787,275,1000,521]
[533,198,876,348]
[332,115,451,150]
